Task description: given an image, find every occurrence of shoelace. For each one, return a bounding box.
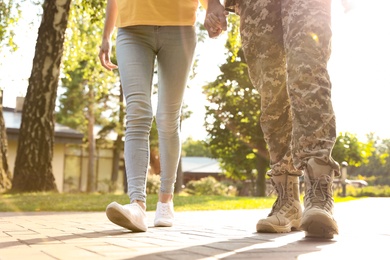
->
[268,180,290,216]
[306,175,333,211]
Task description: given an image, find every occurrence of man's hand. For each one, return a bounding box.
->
[204,1,228,38]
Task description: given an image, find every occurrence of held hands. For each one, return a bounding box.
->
[98,39,118,71]
[204,2,228,38]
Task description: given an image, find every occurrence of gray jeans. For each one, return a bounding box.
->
[116,26,197,203]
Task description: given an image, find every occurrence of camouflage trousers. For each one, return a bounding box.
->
[237,0,339,176]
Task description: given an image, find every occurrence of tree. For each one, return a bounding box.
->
[173,13,209,194]
[203,15,269,196]
[0,0,20,192]
[109,86,125,192]
[332,132,372,167]
[60,0,118,133]
[0,0,19,53]
[331,133,390,185]
[58,0,120,192]
[0,90,12,192]
[351,134,390,185]
[182,138,212,157]
[175,104,199,193]
[11,0,72,192]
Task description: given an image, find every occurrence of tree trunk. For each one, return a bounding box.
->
[110,86,125,192]
[110,137,120,192]
[174,111,185,193]
[255,156,268,197]
[174,157,183,194]
[0,90,12,192]
[87,84,95,193]
[255,138,269,197]
[11,0,71,192]
[249,174,256,196]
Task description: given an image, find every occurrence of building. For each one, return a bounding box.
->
[3,99,238,193]
[3,101,84,192]
[181,156,224,184]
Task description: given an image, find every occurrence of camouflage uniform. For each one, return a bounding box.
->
[226,0,339,176]
[224,0,339,237]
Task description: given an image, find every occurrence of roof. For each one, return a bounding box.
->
[181,156,223,174]
[3,107,84,144]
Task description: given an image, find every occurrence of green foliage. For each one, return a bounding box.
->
[365,134,390,167]
[351,173,390,186]
[0,0,20,53]
[57,0,120,143]
[185,176,237,196]
[344,185,390,197]
[79,0,106,24]
[146,173,160,194]
[182,137,212,157]
[203,14,269,196]
[57,68,89,132]
[332,132,372,167]
[195,6,208,44]
[340,134,390,185]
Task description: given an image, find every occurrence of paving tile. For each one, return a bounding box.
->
[0,198,389,260]
[38,244,107,260]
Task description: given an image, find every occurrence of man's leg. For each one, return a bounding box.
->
[239,0,302,233]
[282,0,340,238]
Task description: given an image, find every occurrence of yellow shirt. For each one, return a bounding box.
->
[116,0,206,27]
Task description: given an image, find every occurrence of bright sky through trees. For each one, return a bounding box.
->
[1,0,389,141]
[182,0,390,141]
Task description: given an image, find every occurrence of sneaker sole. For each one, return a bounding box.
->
[256,218,301,233]
[154,219,173,227]
[106,203,147,232]
[300,210,338,239]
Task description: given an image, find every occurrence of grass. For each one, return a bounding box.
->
[0,192,358,212]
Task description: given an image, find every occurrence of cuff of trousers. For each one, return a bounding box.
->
[267,169,304,177]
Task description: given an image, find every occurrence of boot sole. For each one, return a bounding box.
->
[106,203,147,232]
[300,210,338,239]
[256,218,301,233]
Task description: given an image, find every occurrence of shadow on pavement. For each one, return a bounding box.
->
[0,229,128,249]
[126,231,336,260]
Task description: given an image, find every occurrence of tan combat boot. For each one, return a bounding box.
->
[300,158,339,239]
[256,174,302,233]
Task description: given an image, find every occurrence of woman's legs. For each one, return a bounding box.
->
[155,26,197,200]
[105,26,157,232]
[116,25,196,202]
[112,25,196,230]
[116,26,157,208]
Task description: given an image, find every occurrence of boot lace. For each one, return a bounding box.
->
[305,174,333,212]
[268,179,292,216]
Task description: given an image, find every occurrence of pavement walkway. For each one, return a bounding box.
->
[1,197,389,260]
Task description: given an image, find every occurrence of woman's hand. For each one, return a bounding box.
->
[204,1,228,38]
[98,38,118,71]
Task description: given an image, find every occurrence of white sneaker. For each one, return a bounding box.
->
[154,201,174,227]
[106,202,148,232]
